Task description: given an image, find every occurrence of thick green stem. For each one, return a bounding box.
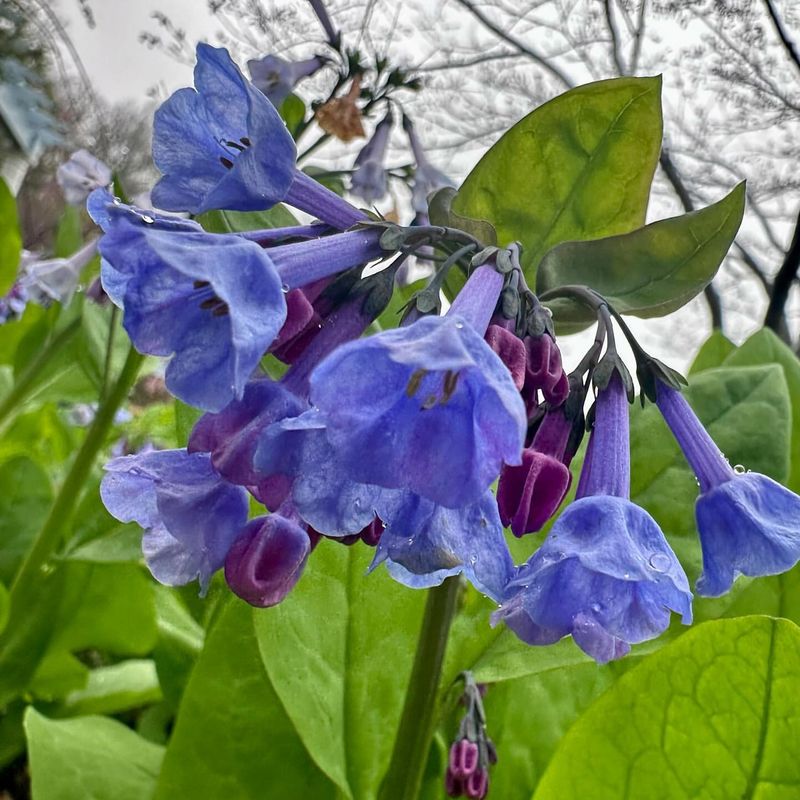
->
[0,347,143,700]
[379,577,460,800]
[9,346,143,598]
[0,317,81,430]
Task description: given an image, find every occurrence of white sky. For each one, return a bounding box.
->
[54,0,217,101]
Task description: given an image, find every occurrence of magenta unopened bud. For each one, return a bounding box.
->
[497,450,572,536]
[523,334,568,406]
[484,325,526,390]
[224,514,312,607]
[498,407,573,535]
[271,288,317,352]
[465,768,488,799]
[449,738,479,779]
[445,770,465,798]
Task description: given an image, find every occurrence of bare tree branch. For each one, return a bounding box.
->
[763,0,800,77]
[765,204,800,337]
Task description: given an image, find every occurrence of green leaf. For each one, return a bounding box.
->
[174,399,202,446]
[689,330,737,374]
[54,660,163,717]
[155,598,336,799]
[197,204,298,233]
[0,456,52,583]
[0,179,21,294]
[25,708,164,800]
[428,187,497,246]
[280,93,306,137]
[538,183,746,327]
[454,77,662,275]
[50,563,158,656]
[253,542,426,799]
[721,328,800,492]
[533,617,800,799]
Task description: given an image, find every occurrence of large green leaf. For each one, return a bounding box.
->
[720,328,800,492]
[0,179,21,294]
[689,330,736,374]
[453,77,662,275]
[253,541,426,800]
[155,598,336,799]
[25,708,164,800]
[533,617,800,799]
[538,183,745,327]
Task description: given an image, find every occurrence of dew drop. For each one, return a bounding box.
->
[469,555,477,564]
[734,464,746,475]
[407,538,414,545]
[141,214,154,224]
[281,283,290,293]
[648,553,671,573]
[591,602,602,613]
[353,498,361,509]
[454,322,464,329]
[623,572,631,580]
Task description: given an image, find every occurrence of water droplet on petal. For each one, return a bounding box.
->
[591,602,602,613]
[623,572,631,580]
[407,537,414,545]
[469,555,477,564]
[353,498,361,509]
[141,214,154,224]
[648,553,671,573]
[734,464,746,475]
[454,322,464,329]
[281,283,290,293]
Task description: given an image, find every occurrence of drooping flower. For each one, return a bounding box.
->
[247,54,325,107]
[350,110,392,203]
[19,239,98,306]
[402,115,453,214]
[88,189,287,412]
[152,43,363,229]
[89,189,390,410]
[521,333,569,417]
[306,266,526,507]
[484,324,526,390]
[224,509,315,607]
[100,449,249,593]
[494,371,692,663]
[656,381,800,596]
[57,149,112,205]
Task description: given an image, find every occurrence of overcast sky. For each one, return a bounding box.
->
[55,0,218,101]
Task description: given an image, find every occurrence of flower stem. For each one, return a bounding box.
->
[0,317,81,431]
[379,577,460,800]
[0,346,143,701]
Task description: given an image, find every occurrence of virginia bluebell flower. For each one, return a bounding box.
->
[224,509,315,607]
[350,110,392,203]
[100,449,249,593]
[247,54,325,107]
[307,266,526,507]
[19,238,98,306]
[57,149,111,205]
[494,372,692,663]
[152,44,363,229]
[88,189,287,412]
[657,382,800,596]
[402,115,453,214]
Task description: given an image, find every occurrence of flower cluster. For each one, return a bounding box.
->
[97,43,800,673]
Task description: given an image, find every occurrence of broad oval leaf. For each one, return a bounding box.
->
[454,76,663,276]
[253,542,426,800]
[538,182,745,327]
[25,708,164,800]
[156,598,336,799]
[533,617,800,799]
